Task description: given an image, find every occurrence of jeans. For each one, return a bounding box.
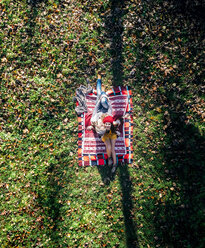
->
[96,79,109,112]
[91,79,112,123]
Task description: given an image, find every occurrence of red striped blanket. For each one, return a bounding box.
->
[77,86,133,166]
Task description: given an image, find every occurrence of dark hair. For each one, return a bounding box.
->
[105,123,116,134]
[111,123,115,133]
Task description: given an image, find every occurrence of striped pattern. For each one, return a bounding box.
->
[77,86,133,166]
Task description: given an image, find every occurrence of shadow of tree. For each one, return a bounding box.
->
[171,0,205,25]
[27,0,48,7]
[98,0,139,247]
[131,82,204,247]
[23,1,42,55]
[103,0,127,86]
[36,162,63,245]
[97,163,139,248]
[152,90,205,248]
[126,0,204,246]
[22,2,69,245]
[119,164,139,248]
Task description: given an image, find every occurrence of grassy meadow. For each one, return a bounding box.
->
[0,0,204,247]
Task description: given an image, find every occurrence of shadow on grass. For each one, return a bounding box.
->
[118,164,139,248]
[36,163,62,244]
[134,84,204,247]
[35,126,76,246]
[97,163,139,247]
[27,0,48,7]
[97,1,139,247]
[171,0,205,25]
[23,4,63,245]
[97,165,116,185]
[22,2,73,239]
[23,1,42,56]
[127,0,204,246]
[153,91,205,247]
[103,0,127,86]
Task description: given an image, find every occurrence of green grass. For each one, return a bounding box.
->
[0,0,204,247]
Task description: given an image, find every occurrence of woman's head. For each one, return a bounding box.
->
[104,122,111,131]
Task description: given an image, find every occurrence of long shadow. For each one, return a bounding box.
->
[149,1,205,246]
[97,162,139,248]
[171,0,205,26]
[100,1,139,247]
[37,148,73,246]
[153,90,205,247]
[118,164,139,248]
[23,1,41,56]
[126,0,204,246]
[103,0,126,86]
[27,0,48,7]
[132,84,204,246]
[24,1,65,246]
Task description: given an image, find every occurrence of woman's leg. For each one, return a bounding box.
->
[104,139,113,165]
[104,139,112,158]
[111,139,117,165]
[97,74,108,110]
[97,78,102,96]
[91,75,103,122]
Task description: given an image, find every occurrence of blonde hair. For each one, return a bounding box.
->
[100,113,109,122]
[95,125,106,136]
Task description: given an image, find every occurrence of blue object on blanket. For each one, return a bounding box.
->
[96,79,109,111]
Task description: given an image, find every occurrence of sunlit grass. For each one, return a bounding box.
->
[0,0,204,247]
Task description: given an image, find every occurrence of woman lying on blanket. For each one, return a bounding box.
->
[101,115,121,171]
[88,113,121,171]
[86,74,121,172]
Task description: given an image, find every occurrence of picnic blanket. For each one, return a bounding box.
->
[77,86,133,166]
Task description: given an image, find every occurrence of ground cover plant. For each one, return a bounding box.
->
[0,0,204,247]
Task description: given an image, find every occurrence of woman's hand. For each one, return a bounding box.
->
[113,119,121,126]
[91,121,96,126]
[116,131,121,136]
[87,125,94,130]
[123,113,131,120]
